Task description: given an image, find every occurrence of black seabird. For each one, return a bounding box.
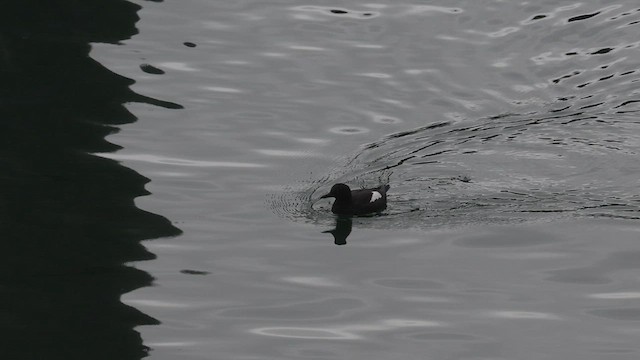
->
[320,183,389,215]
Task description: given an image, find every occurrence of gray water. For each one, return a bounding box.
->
[89,1,640,359]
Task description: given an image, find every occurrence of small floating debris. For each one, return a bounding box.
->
[180,269,211,275]
[140,63,165,75]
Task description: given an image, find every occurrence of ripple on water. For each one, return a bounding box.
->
[484,311,562,320]
[408,332,479,341]
[277,114,640,231]
[371,278,446,290]
[268,1,640,231]
[250,327,360,340]
[95,153,268,168]
[588,308,640,321]
[250,318,443,340]
[453,228,561,248]
[281,276,342,287]
[328,126,370,134]
[371,115,402,124]
[216,297,364,320]
[589,292,640,300]
[271,112,640,230]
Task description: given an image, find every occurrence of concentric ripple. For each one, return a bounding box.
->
[270,106,640,229]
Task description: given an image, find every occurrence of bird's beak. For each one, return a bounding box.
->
[316,192,333,203]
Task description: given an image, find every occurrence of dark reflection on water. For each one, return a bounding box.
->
[1,1,181,359]
[322,216,352,245]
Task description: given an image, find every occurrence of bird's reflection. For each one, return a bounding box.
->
[323,216,352,245]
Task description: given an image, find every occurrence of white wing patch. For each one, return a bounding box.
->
[369,191,382,203]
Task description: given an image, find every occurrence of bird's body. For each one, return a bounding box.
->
[320,183,389,215]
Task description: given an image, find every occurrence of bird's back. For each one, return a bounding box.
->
[348,185,389,215]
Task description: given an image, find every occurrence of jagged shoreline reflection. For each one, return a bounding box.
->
[1,1,181,359]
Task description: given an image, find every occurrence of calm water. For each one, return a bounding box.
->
[4,0,640,359]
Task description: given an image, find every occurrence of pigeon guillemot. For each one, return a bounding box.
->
[320,183,389,215]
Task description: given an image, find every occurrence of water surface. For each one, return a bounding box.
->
[94,1,640,359]
[9,0,640,359]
